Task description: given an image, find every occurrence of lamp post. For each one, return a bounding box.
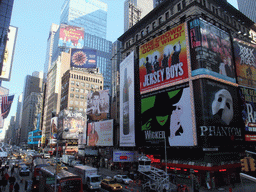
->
[55,128,69,192]
[164,137,167,174]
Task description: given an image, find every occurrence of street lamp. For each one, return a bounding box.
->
[55,127,69,192]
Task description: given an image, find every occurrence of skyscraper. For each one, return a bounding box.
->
[124,0,154,32]
[237,0,256,23]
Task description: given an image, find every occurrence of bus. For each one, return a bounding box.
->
[39,166,83,192]
[32,158,50,190]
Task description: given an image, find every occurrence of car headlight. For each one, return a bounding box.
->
[113,187,116,189]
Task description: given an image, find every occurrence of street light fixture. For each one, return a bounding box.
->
[55,127,69,192]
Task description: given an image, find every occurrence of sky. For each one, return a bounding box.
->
[2,0,238,127]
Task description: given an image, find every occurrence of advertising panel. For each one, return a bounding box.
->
[0,26,18,81]
[113,150,135,162]
[59,110,86,140]
[139,83,195,147]
[193,79,244,146]
[87,119,113,146]
[120,52,135,147]
[189,18,235,82]
[50,117,58,143]
[139,23,188,93]
[238,86,256,141]
[58,24,84,48]
[71,49,97,68]
[233,38,256,88]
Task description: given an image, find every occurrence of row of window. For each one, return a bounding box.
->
[69,107,85,112]
[70,73,103,84]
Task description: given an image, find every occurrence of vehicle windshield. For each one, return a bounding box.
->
[109,180,116,184]
[91,177,100,182]
[61,180,81,192]
[122,176,128,179]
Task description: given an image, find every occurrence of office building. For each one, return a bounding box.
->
[237,0,256,23]
[14,93,23,145]
[0,0,14,75]
[118,0,255,188]
[124,0,154,32]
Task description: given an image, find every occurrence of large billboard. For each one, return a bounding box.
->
[50,117,58,144]
[193,79,244,147]
[58,24,84,48]
[139,83,195,147]
[87,119,113,146]
[189,18,236,83]
[139,23,188,94]
[0,26,18,81]
[233,38,256,88]
[120,52,135,147]
[59,110,86,140]
[238,86,256,141]
[71,49,97,68]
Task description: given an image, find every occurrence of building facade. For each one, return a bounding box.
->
[237,0,256,23]
[14,93,23,145]
[118,0,255,188]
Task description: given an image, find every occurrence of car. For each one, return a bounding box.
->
[60,163,68,170]
[113,175,133,185]
[101,179,123,191]
[19,165,30,176]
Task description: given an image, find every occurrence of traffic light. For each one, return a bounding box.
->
[249,157,256,172]
[241,158,249,172]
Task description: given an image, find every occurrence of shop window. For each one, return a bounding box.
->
[165,12,169,20]
[158,16,163,25]
[177,3,181,12]
[152,22,156,29]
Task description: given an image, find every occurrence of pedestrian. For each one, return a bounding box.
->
[14,182,19,192]
[4,172,9,181]
[2,177,7,191]
[11,166,14,176]
[9,182,14,192]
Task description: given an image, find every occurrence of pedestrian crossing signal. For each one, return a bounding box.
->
[241,157,256,172]
[241,158,249,172]
[249,157,256,171]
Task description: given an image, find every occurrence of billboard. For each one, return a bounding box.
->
[0,26,18,81]
[51,117,58,143]
[139,83,195,147]
[193,79,244,147]
[71,49,97,68]
[120,52,135,147]
[113,150,136,162]
[233,38,256,88]
[189,18,236,82]
[87,119,113,146]
[139,23,188,93]
[59,110,86,140]
[58,24,84,48]
[238,86,256,141]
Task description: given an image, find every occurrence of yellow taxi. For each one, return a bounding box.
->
[100,178,123,191]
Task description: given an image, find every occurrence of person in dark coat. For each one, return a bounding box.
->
[14,182,19,192]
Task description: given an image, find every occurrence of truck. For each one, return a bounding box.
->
[74,165,101,191]
[61,154,75,166]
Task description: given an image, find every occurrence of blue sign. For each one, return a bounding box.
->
[71,49,97,68]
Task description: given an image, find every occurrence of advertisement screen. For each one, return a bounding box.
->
[71,49,97,68]
[189,18,235,82]
[139,23,188,93]
[51,117,58,143]
[193,79,244,146]
[139,83,195,147]
[120,52,135,147]
[238,86,256,141]
[59,110,86,140]
[233,38,256,88]
[87,119,113,146]
[0,26,18,81]
[58,24,84,49]
[113,150,135,162]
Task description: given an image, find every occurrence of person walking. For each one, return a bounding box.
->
[14,182,19,192]
[11,166,14,176]
[2,177,7,191]
[9,182,14,192]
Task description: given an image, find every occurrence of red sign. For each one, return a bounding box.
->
[120,156,128,160]
[245,135,256,141]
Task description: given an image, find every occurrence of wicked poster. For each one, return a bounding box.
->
[139,83,195,147]
[189,18,236,83]
[233,38,256,88]
[193,79,244,147]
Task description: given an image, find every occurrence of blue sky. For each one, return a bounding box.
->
[3,0,238,125]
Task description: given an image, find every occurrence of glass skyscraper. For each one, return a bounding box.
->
[237,0,256,23]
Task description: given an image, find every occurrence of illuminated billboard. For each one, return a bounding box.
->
[59,110,86,140]
[87,119,113,146]
[51,117,58,144]
[193,79,244,147]
[238,86,256,141]
[139,83,195,147]
[233,38,256,88]
[189,18,236,83]
[0,26,18,81]
[120,52,135,147]
[71,49,97,68]
[58,24,84,49]
[139,23,188,94]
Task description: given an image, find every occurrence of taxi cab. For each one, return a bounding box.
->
[100,178,123,191]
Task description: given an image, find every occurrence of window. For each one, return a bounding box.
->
[75,107,79,111]
[79,108,83,112]
[146,26,149,34]
[80,89,84,93]
[158,17,163,25]
[141,30,144,37]
[152,22,156,29]
[80,102,83,106]
[69,107,73,110]
[182,0,186,8]
[75,88,79,92]
[70,93,74,98]
[80,95,84,99]
[177,3,181,11]
[71,81,75,85]
[81,82,85,87]
[71,87,74,92]
[75,94,79,98]
[86,83,90,88]
[165,12,169,20]
[75,101,78,105]
[70,100,73,104]
[136,34,139,41]
[76,82,79,86]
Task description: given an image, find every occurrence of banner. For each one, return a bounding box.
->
[71,49,97,68]
[189,18,236,82]
[50,117,58,144]
[120,52,135,147]
[139,83,195,147]
[58,24,84,48]
[87,119,113,146]
[238,86,256,141]
[233,38,256,88]
[193,79,244,146]
[139,23,188,93]
[1,95,14,119]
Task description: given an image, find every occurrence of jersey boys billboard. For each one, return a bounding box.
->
[139,23,188,94]
[140,83,195,147]
[233,38,256,88]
